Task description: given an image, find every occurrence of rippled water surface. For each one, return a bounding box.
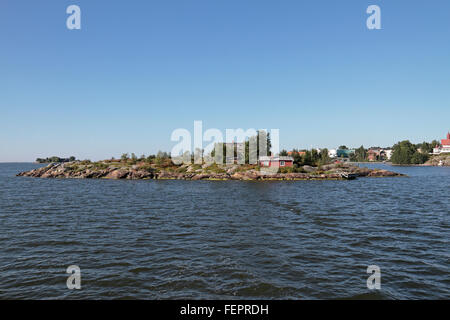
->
[0,163,448,299]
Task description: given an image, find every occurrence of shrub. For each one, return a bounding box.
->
[176,166,188,173]
[93,162,108,170]
[280,166,295,174]
[205,163,226,173]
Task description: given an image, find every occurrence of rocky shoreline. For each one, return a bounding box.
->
[17,161,405,181]
[424,154,450,166]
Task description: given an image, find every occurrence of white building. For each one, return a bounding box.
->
[433,132,450,155]
[383,149,393,160]
[328,149,337,158]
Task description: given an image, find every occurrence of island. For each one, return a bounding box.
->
[17,158,405,181]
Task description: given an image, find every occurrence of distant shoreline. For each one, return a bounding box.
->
[0,162,36,164]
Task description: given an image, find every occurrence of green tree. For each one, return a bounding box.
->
[156,151,169,159]
[311,149,320,164]
[353,146,367,162]
[319,148,330,165]
[232,130,272,164]
[416,142,432,154]
[302,150,313,166]
[430,140,440,149]
[391,141,417,164]
[410,151,429,164]
[291,149,303,166]
[256,130,271,156]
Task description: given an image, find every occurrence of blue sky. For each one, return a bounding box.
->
[1,0,449,161]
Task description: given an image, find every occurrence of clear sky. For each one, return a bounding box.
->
[1,0,449,162]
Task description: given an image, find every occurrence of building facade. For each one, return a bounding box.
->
[328,149,337,158]
[367,148,381,161]
[336,149,355,158]
[259,156,294,168]
[433,132,450,154]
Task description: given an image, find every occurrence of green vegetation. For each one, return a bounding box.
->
[36,156,76,163]
[415,140,440,154]
[203,163,227,174]
[92,162,109,170]
[211,130,272,164]
[410,152,429,164]
[290,148,330,167]
[279,166,295,174]
[351,146,367,162]
[391,140,430,165]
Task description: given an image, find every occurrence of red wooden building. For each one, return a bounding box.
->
[258,156,294,168]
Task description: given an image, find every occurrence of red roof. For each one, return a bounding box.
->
[442,132,450,146]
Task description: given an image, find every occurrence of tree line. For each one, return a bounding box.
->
[390,140,440,165]
[36,156,76,163]
[280,149,330,167]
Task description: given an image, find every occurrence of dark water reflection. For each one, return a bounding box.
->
[0,163,448,299]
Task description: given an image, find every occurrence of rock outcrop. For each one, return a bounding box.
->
[423,154,450,166]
